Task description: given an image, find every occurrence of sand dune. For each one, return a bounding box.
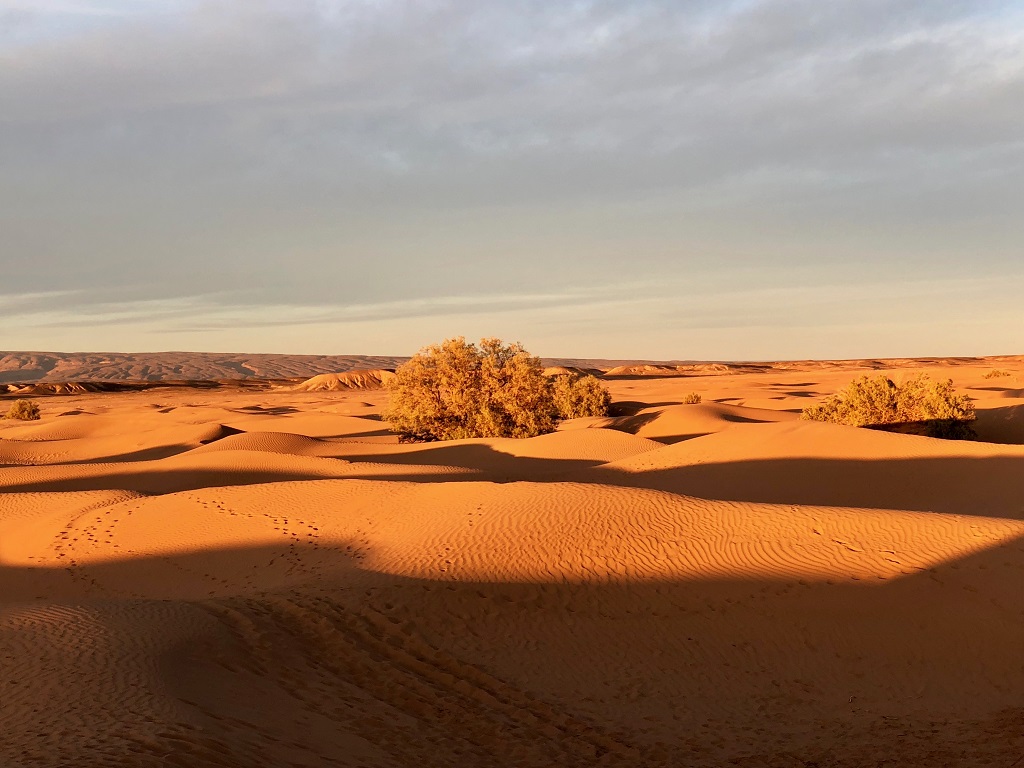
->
[582,401,797,443]
[290,369,397,392]
[591,420,1024,517]
[2,357,1024,766]
[541,365,598,376]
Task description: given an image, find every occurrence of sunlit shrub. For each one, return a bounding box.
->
[801,375,975,439]
[384,338,614,441]
[681,392,702,404]
[551,373,611,419]
[383,337,551,441]
[983,369,1011,379]
[4,399,40,421]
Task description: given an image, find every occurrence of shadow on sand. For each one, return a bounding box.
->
[2,532,1023,767]
[4,443,1024,521]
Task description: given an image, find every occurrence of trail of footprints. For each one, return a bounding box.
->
[50,500,135,595]
[182,496,372,595]
[49,492,375,600]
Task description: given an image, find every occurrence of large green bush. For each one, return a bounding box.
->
[801,374,975,439]
[383,337,611,441]
[4,399,40,421]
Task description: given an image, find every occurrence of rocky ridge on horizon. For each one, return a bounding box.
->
[2,350,1020,386]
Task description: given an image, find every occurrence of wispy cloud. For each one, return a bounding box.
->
[1,1,1022,356]
[6,270,1022,359]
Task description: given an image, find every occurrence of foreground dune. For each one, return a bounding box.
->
[2,358,1024,766]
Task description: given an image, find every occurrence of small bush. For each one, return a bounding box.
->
[681,392,702,405]
[551,373,611,419]
[801,374,975,439]
[983,369,1011,379]
[5,399,40,421]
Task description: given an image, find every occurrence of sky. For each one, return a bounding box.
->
[1,0,1022,360]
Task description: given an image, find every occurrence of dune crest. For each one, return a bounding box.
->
[290,369,397,391]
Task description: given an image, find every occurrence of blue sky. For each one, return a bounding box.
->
[2,0,1022,359]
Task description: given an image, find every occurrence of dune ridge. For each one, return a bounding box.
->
[290,369,397,391]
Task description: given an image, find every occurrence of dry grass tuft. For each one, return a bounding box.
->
[681,392,702,405]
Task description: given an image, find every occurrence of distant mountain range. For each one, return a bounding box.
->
[0,351,700,384]
[0,351,410,384]
[3,350,1020,386]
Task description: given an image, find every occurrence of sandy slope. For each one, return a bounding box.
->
[2,358,1024,766]
[290,370,397,391]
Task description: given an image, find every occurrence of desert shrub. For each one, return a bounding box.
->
[983,369,1011,379]
[384,338,613,440]
[384,337,555,441]
[681,392,702,405]
[5,399,40,421]
[801,375,975,439]
[474,337,561,438]
[551,373,611,419]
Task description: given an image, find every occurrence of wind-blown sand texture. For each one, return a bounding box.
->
[2,357,1024,766]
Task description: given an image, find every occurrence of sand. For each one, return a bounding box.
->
[2,358,1023,766]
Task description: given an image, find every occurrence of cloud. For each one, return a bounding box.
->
[1,1,1022,356]
[8,269,1022,360]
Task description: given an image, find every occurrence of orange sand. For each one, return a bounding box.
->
[2,358,1023,766]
